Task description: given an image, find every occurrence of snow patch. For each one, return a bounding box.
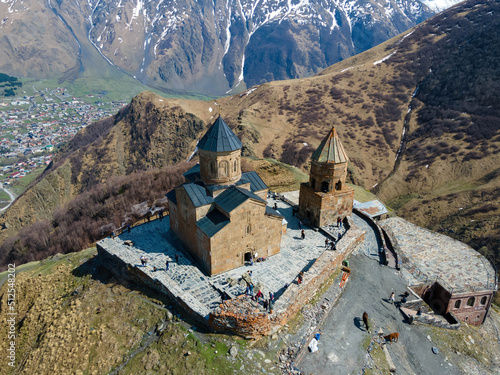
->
[374,51,397,65]
[421,0,461,12]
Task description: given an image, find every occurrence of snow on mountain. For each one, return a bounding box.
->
[0,0,462,95]
[420,0,462,12]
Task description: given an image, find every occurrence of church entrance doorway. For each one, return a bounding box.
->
[244,251,253,264]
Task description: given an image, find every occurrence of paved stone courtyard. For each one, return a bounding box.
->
[98,195,347,320]
[379,217,497,293]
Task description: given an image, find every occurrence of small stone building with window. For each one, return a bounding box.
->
[167,116,284,275]
[298,127,354,227]
[379,217,498,325]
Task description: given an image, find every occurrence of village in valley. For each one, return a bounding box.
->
[0,86,127,205]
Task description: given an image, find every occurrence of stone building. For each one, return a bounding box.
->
[298,127,354,227]
[167,116,285,275]
[379,217,498,326]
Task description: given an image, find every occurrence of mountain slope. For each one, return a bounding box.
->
[0,0,448,95]
[1,0,499,271]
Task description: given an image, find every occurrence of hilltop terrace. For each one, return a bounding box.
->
[379,217,497,294]
[97,195,364,336]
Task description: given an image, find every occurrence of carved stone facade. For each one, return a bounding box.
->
[199,149,241,185]
[299,128,354,227]
[424,282,495,326]
[167,116,284,275]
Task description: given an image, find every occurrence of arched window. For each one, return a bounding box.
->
[335,181,342,190]
[219,161,228,177]
[467,297,475,307]
[454,300,461,309]
[480,296,487,305]
[321,181,329,193]
[234,160,237,172]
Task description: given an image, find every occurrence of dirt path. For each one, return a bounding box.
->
[298,213,456,375]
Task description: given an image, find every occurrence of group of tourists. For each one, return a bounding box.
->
[389,290,410,306]
[245,274,275,314]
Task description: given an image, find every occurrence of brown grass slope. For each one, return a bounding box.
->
[1,0,499,271]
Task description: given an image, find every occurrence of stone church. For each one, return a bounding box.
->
[299,127,354,227]
[167,116,285,275]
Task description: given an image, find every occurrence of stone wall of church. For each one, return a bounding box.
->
[170,189,212,274]
[299,183,354,227]
[210,200,283,275]
[199,149,241,185]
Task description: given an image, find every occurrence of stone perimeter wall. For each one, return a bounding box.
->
[208,219,366,338]
[97,245,211,329]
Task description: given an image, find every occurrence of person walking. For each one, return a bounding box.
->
[269,298,274,314]
[165,260,169,271]
[301,229,305,240]
[337,217,341,227]
[325,238,329,248]
[389,292,395,304]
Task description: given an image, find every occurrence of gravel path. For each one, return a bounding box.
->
[298,213,457,375]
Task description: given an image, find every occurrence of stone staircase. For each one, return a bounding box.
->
[400,307,460,330]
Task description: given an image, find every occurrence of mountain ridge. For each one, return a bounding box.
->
[0,0,455,95]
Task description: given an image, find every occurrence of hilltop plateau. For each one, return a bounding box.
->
[0,0,499,279]
[1,241,499,374]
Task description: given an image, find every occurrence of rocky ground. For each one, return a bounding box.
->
[285,214,500,375]
[1,212,499,375]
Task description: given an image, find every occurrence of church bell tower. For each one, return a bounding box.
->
[298,127,354,227]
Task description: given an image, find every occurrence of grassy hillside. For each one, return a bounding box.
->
[1,0,499,273]
[0,249,280,375]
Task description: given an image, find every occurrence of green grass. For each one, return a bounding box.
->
[0,189,9,200]
[22,73,213,104]
[386,192,422,211]
[348,183,380,203]
[9,166,46,196]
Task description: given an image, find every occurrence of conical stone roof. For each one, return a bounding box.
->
[197,116,242,152]
[311,127,349,163]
